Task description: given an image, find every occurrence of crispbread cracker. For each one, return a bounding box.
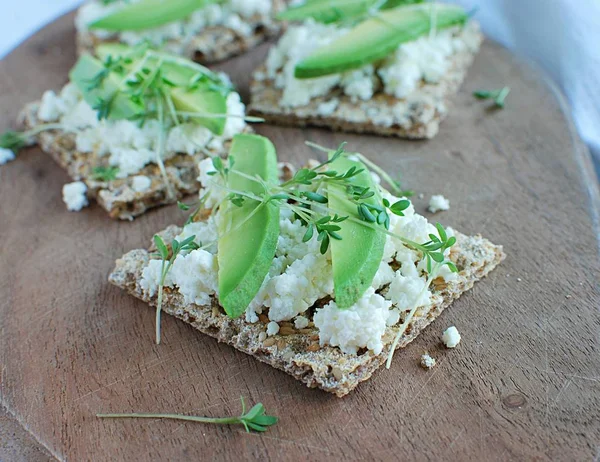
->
[19,102,250,220]
[76,0,286,64]
[249,27,483,139]
[109,227,504,396]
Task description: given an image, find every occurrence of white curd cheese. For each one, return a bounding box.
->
[314,288,393,355]
[62,181,89,212]
[428,194,450,213]
[131,175,152,192]
[176,216,219,253]
[294,316,309,329]
[170,249,218,306]
[140,258,174,297]
[442,326,461,348]
[266,321,280,336]
[420,353,436,369]
[0,148,15,165]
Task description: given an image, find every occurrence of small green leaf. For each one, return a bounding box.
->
[435,223,447,241]
[319,233,330,255]
[0,130,27,151]
[446,261,458,273]
[154,235,168,260]
[430,252,444,263]
[177,201,190,211]
[359,204,376,222]
[244,403,265,421]
[389,199,410,215]
[303,191,328,204]
[302,225,314,242]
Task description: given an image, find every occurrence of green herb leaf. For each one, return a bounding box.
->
[0,130,27,151]
[91,165,120,182]
[473,86,510,108]
[302,225,314,242]
[177,201,191,211]
[154,235,169,260]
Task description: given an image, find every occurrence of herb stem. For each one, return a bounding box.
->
[97,413,239,425]
[155,93,176,200]
[176,111,265,123]
[385,262,441,369]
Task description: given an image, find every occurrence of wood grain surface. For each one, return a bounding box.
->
[1,12,599,462]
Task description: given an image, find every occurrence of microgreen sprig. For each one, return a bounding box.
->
[97,396,278,433]
[0,124,72,154]
[153,234,200,344]
[473,87,510,108]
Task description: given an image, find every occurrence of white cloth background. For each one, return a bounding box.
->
[1,0,599,175]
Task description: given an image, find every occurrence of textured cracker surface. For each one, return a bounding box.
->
[249,28,483,139]
[19,102,250,220]
[76,0,285,64]
[109,228,504,397]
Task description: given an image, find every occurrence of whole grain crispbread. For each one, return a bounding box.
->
[249,26,483,140]
[76,0,286,64]
[19,102,251,220]
[109,227,505,397]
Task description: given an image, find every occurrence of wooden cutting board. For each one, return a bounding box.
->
[1,12,599,462]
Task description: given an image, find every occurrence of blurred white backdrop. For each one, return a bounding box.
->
[1,0,598,174]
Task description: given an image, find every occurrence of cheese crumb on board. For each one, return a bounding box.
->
[0,148,16,165]
[62,181,89,212]
[131,175,152,192]
[428,194,450,213]
[442,326,461,348]
[420,354,436,369]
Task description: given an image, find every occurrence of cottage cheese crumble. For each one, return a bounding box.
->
[0,148,15,165]
[266,321,280,336]
[62,181,89,212]
[442,326,461,348]
[420,353,436,369]
[131,175,152,192]
[428,194,450,213]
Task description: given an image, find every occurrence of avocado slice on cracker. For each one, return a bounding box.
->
[295,3,468,78]
[217,134,280,318]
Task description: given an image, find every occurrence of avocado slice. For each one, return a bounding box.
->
[94,44,230,134]
[295,3,467,78]
[277,0,423,24]
[328,155,385,308]
[277,0,378,24]
[170,88,228,136]
[69,54,144,120]
[88,0,220,31]
[217,134,280,318]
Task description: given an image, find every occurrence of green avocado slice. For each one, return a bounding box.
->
[94,44,230,135]
[295,3,468,78]
[277,0,379,24]
[277,0,423,24]
[328,155,385,308]
[69,54,144,120]
[88,0,220,31]
[217,134,280,318]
